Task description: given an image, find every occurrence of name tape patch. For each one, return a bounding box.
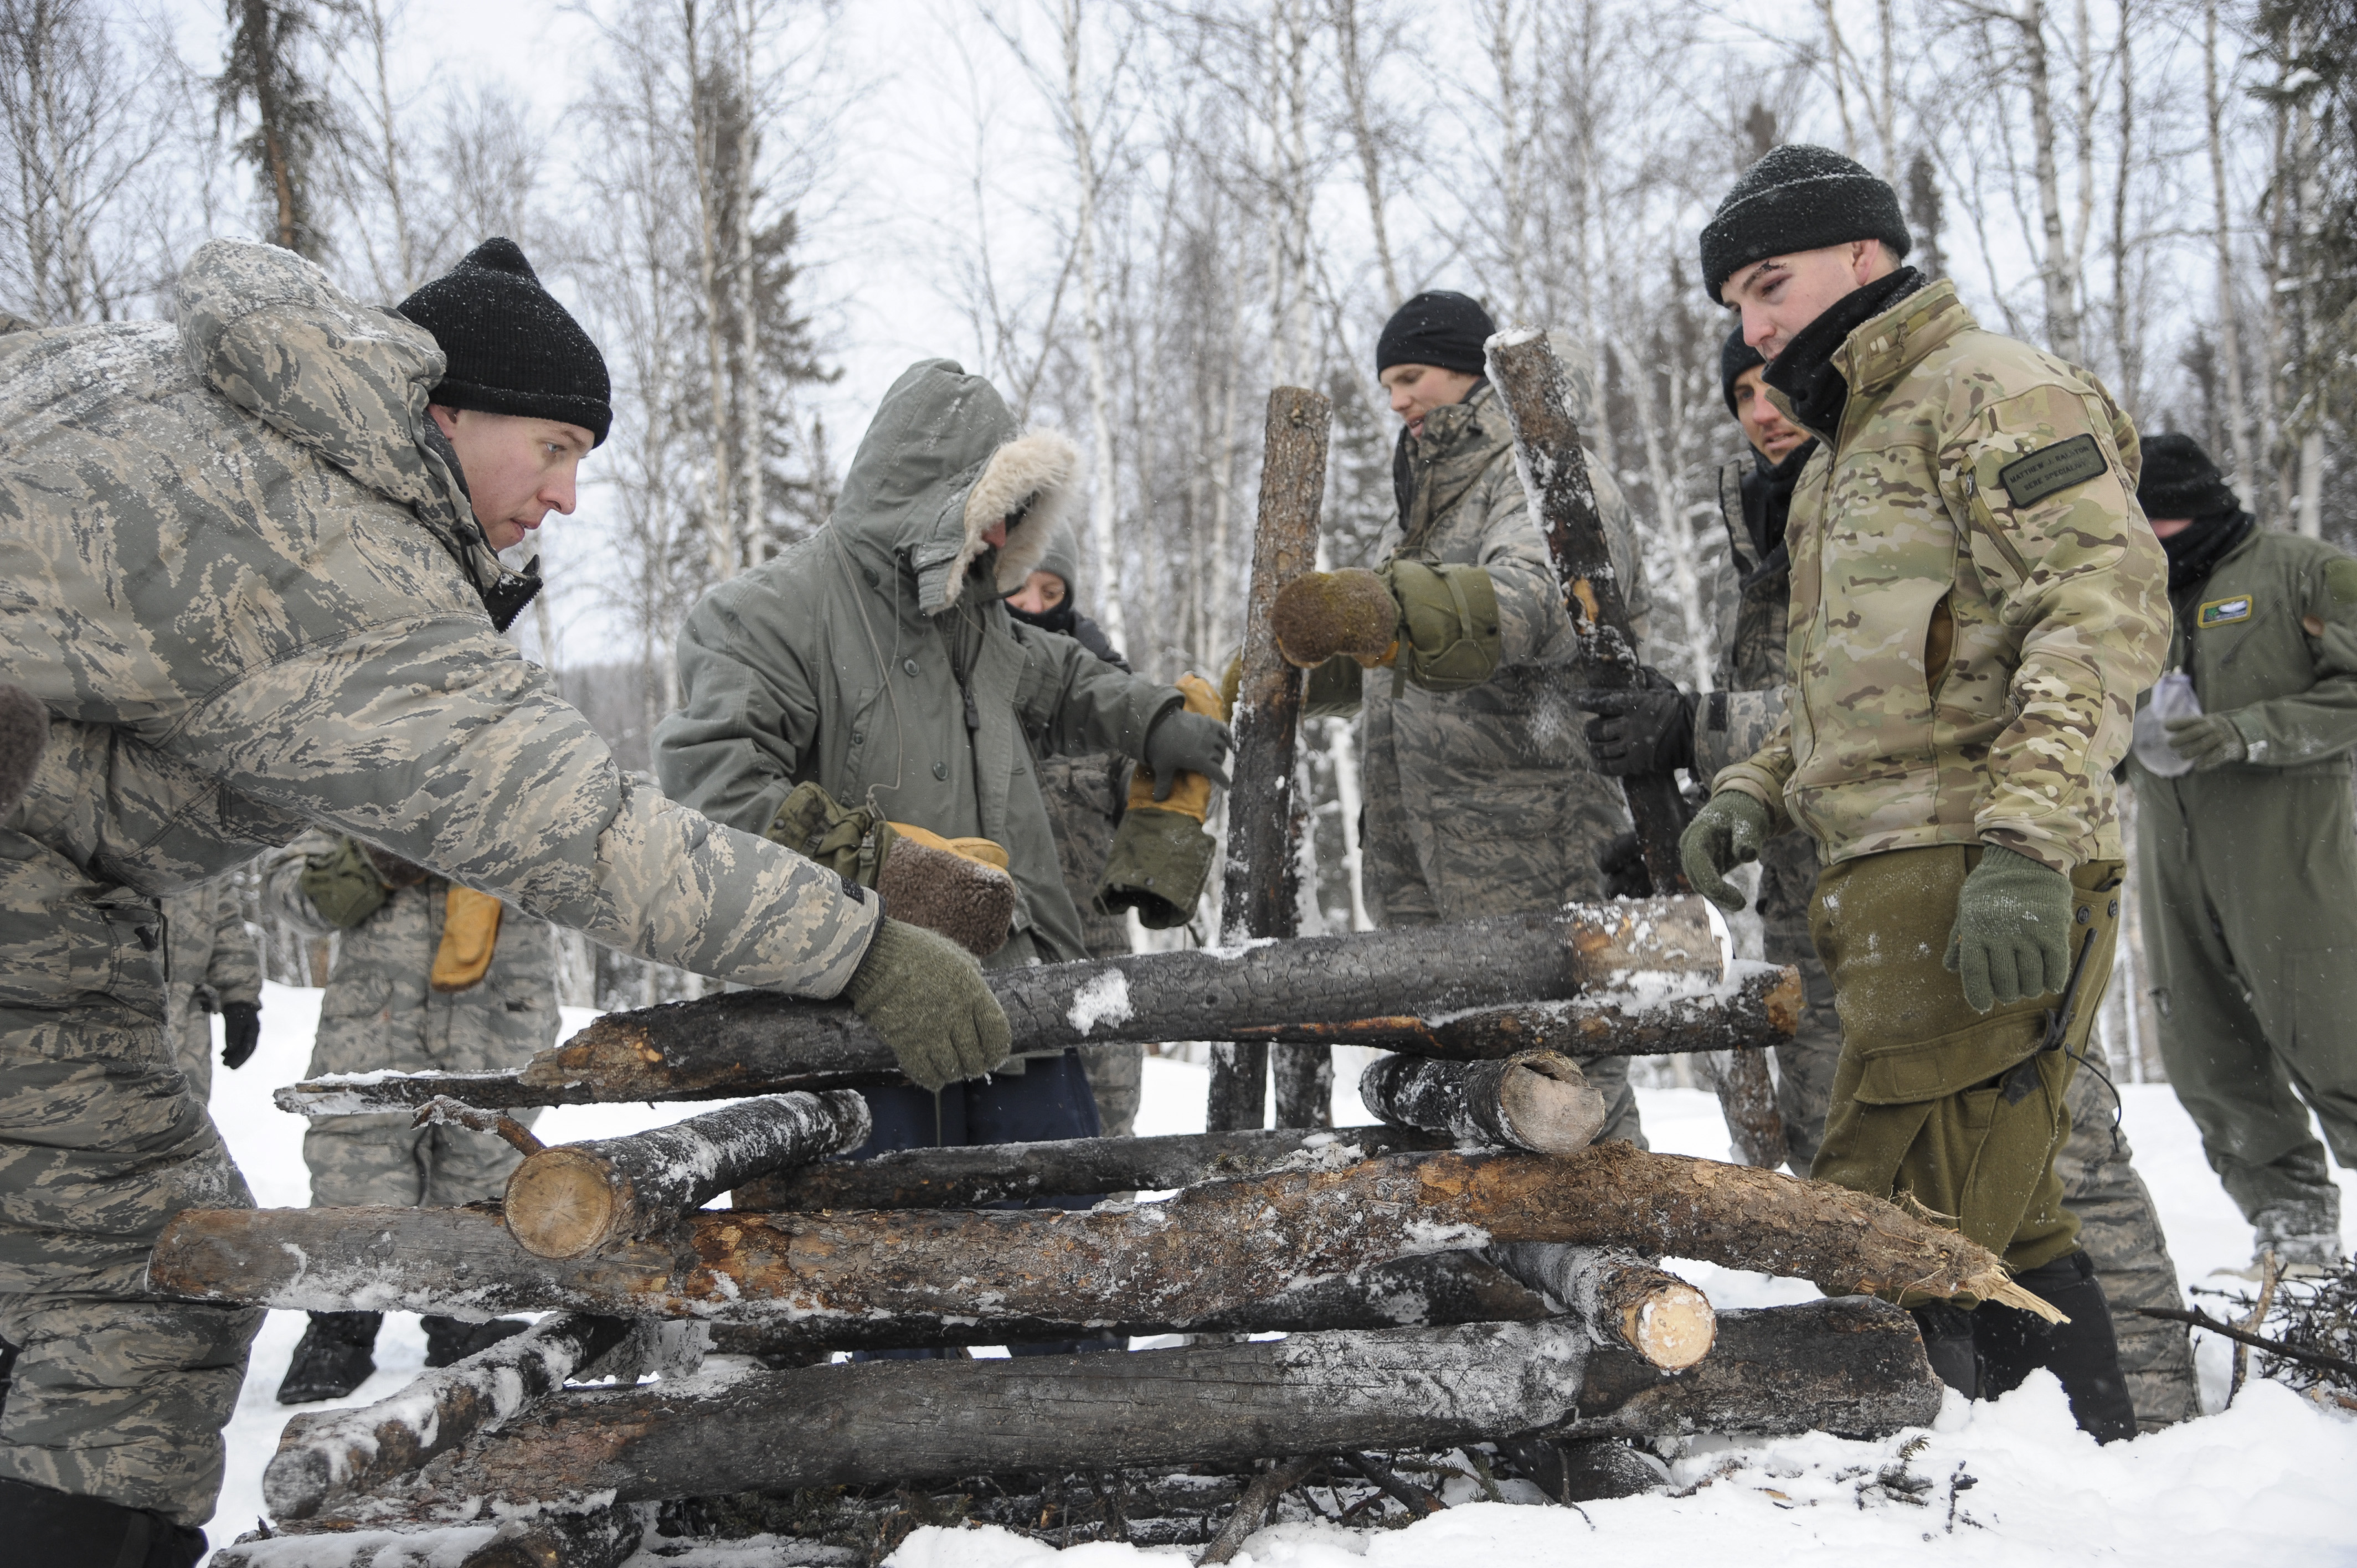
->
[1998,433,2108,508]
[2198,595,2253,628]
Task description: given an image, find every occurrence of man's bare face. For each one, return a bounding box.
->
[429,406,593,552]
[1731,365,1808,465]
[1723,241,1896,362]
[1379,363,1481,439]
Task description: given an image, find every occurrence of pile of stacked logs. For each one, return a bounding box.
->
[153,898,2052,1568]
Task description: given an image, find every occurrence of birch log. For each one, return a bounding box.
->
[1490,1242,1716,1371]
[1357,1051,1607,1153]
[277,900,1728,1116]
[1213,385,1332,1134]
[152,1144,2054,1327]
[502,1091,869,1258]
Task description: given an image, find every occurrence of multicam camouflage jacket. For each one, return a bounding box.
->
[1711,280,2170,872]
[0,240,879,1023]
[1691,453,1794,781]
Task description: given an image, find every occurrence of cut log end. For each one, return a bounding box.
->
[1624,1281,1716,1371]
[1494,1054,1609,1154]
[503,1148,625,1260]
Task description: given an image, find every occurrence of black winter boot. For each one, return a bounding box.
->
[276,1309,383,1403]
[422,1314,532,1368]
[0,1477,206,1568]
[1908,1302,1981,1398]
[1974,1250,2137,1443]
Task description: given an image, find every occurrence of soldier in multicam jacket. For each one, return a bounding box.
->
[1005,526,1142,1136]
[158,875,263,1105]
[1684,147,2169,1442]
[260,831,560,1397]
[0,239,999,1561]
[1280,291,1653,1145]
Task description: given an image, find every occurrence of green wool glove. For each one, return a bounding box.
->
[2162,712,2248,770]
[1379,559,1503,692]
[297,837,390,930]
[842,917,1013,1091]
[1679,791,1772,912]
[1943,845,2074,1014]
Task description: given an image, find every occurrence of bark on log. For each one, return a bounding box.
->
[1485,329,1687,894]
[276,900,1728,1115]
[305,1300,1939,1524]
[152,1144,2052,1327]
[211,1529,501,1568]
[1358,1051,1607,1154]
[327,1319,1597,1519]
[1708,1048,1790,1170]
[503,1092,869,1259]
[265,1313,634,1521]
[1490,1242,1715,1371]
[1212,386,1332,1134]
[1235,962,1799,1060]
[735,1124,1442,1210]
[461,1504,641,1568]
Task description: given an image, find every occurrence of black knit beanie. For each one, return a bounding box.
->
[2136,431,2238,520]
[1376,290,1497,377]
[1721,322,1766,414]
[399,238,612,446]
[1700,146,1911,305]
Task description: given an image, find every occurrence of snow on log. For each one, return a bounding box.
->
[151,1144,2054,1327]
[274,900,1727,1115]
[734,1124,1442,1210]
[263,1313,634,1522]
[501,1091,870,1259]
[317,1318,1598,1520]
[1491,1242,1715,1371]
[1232,961,1799,1060]
[209,1527,502,1567]
[1358,1050,1606,1154]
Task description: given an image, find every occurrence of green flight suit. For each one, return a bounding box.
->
[2129,528,2357,1243]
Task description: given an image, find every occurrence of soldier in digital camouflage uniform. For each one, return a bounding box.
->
[1275,291,1652,1146]
[260,829,561,1396]
[1682,148,2169,1442]
[1005,526,1143,1136]
[158,875,263,1106]
[0,238,1002,1564]
[2128,432,2357,1275]
[1588,324,2191,1430]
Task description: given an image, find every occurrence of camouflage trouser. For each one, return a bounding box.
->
[1079,1043,1143,1139]
[168,1005,213,1108]
[1361,764,1645,1149]
[1754,831,1843,1176]
[0,1002,261,1525]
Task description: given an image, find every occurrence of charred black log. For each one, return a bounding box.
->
[1358,1051,1607,1154]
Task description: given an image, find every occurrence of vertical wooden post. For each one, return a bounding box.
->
[1206,386,1331,1133]
[1486,329,1787,1170]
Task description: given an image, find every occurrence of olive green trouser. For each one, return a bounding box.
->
[1810,845,2123,1292]
[2137,764,2357,1226]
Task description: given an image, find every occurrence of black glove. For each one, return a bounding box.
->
[1143,708,1234,801]
[219,1001,262,1070]
[1597,831,1650,900]
[1571,668,1696,776]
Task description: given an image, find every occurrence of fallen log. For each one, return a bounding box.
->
[734,1124,1442,1211]
[211,1528,501,1568]
[264,1313,634,1522]
[1707,1048,1790,1170]
[1490,1242,1715,1372]
[151,1144,2052,1328]
[502,1091,870,1259]
[461,1504,640,1568]
[275,898,1727,1115]
[1358,1050,1606,1154]
[1214,385,1331,1134]
[303,1298,1939,1524]
[1233,961,1800,1060]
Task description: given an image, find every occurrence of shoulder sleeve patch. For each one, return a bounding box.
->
[1998,432,2108,508]
[2326,557,2357,606]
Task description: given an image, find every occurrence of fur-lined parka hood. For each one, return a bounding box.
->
[831,358,1080,616]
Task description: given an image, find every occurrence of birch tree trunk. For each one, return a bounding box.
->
[2020,0,2084,362]
[1063,0,1127,653]
[2206,0,2256,500]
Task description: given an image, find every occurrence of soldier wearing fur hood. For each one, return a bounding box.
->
[658,359,1229,1171]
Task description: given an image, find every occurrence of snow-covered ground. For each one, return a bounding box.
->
[197,983,2357,1564]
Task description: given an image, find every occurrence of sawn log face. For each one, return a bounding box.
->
[152,1145,2032,1327]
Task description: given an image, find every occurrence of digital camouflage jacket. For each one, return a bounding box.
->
[1711,280,2169,871]
[0,240,879,1023]
[1691,453,1794,781]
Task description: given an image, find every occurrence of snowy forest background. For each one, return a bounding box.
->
[7,0,2350,1089]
